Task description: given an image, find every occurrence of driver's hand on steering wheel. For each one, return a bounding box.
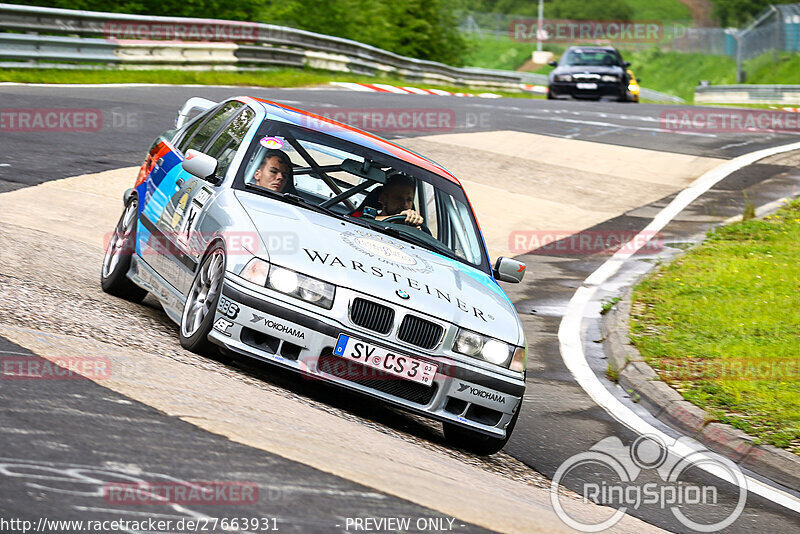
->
[377,209,424,227]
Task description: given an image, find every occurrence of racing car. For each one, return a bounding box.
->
[547,46,635,102]
[101,96,528,454]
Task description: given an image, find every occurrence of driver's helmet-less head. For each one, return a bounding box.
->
[380,172,416,215]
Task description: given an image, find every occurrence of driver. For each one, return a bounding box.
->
[253,149,293,193]
[375,172,424,227]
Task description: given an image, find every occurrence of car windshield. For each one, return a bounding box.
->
[234,120,489,273]
[562,49,618,67]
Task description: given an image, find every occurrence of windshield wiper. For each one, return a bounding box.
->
[373,223,460,261]
[245,183,339,216]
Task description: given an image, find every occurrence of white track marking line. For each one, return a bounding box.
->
[559,140,800,512]
[523,114,719,137]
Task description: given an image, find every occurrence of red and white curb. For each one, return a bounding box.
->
[329,82,502,98]
[522,84,549,94]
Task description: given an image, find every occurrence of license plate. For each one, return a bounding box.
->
[333,334,436,386]
[577,82,598,90]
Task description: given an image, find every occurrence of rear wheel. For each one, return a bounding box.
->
[101,197,147,302]
[443,405,520,456]
[180,247,226,354]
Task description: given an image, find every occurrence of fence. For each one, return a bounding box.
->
[461,3,800,61]
[0,3,545,91]
[695,83,800,105]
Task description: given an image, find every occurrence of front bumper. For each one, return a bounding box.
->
[209,276,525,438]
[548,81,626,100]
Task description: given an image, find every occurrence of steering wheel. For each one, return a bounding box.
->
[380,214,433,236]
[381,214,411,224]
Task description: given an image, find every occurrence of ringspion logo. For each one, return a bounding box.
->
[551,435,747,532]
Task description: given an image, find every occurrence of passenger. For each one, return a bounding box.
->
[253,149,293,193]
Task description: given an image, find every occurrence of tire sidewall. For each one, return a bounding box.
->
[101,197,145,300]
[179,246,226,352]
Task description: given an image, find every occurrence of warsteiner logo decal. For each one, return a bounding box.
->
[341,230,433,274]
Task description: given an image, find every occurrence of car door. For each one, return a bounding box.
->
[137,101,242,290]
[162,103,256,294]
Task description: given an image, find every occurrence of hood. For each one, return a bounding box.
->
[235,191,522,345]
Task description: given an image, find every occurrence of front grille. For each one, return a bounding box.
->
[397,315,443,350]
[318,352,437,405]
[350,298,394,334]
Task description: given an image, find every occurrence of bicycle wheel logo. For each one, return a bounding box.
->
[550,434,748,532]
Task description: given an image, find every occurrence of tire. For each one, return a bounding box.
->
[101,197,148,302]
[179,246,226,354]
[546,90,554,100]
[443,404,521,456]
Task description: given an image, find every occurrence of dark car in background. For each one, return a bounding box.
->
[547,46,636,102]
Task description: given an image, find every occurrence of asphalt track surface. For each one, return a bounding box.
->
[1,84,799,533]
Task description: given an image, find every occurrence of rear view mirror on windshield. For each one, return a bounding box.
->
[341,158,386,183]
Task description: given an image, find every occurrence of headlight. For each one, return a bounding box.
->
[268,264,335,309]
[453,328,515,367]
[601,75,620,82]
[555,74,573,82]
[240,259,335,309]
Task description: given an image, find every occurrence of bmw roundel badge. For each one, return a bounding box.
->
[396,289,410,299]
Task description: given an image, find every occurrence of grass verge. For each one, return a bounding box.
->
[0,67,540,99]
[630,199,800,453]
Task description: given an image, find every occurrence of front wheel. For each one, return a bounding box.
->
[101,197,147,302]
[180,247,226,354]
[443,405,520,455]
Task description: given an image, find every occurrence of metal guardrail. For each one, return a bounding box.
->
[0,33,117,63]
[0,3,682,101]
[695,84,800,104]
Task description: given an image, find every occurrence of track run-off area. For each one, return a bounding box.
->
[0,83,799,533]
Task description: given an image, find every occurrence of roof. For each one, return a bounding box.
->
[246,97,461,185]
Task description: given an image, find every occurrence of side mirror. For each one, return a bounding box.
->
[494,257,526,283]
[183,149,218,182]
[547,60,558,67]
[623,61,631,67]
